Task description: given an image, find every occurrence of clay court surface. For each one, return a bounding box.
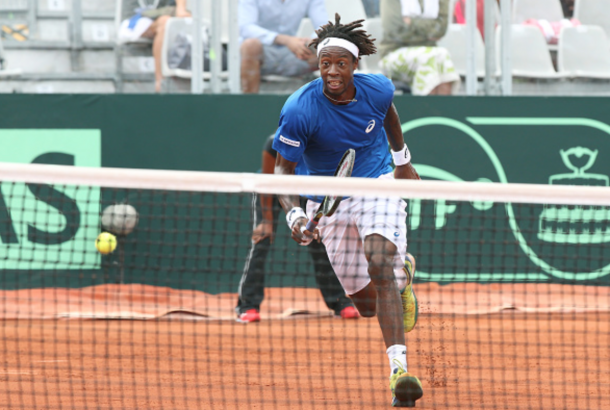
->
[0,311,608,410]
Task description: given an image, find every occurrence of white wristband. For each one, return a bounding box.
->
[391,145,411,166]
[286,207,307,229]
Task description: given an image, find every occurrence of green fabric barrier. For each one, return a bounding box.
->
[0,95,608,290]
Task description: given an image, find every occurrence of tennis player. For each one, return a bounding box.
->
[273,14,423,408]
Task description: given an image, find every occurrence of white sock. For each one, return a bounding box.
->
[387,344,407,375]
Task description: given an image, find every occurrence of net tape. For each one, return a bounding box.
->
[2,162,610,206]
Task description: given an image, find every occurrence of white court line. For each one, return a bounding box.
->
[0,370,32,375]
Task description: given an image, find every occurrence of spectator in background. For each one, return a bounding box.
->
[561,0,575,18]
[236,134,359,323]
[379,0,460,95]
[140,0,191,93]
[239,0,328,93]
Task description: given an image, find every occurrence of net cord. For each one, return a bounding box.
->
[1,162,609,206]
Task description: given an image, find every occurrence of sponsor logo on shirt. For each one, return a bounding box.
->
[366,120,376,133]
[279,135,301,147]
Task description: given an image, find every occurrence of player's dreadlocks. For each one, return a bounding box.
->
[309,13,377,58]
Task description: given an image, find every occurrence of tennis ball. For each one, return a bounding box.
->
[101,204,139,235]
[95,232,117,255]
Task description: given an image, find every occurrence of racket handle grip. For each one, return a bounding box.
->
[305,219,318,233]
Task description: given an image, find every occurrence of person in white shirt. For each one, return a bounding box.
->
[239,0,328,93]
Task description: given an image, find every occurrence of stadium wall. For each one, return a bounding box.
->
[0,94,609,290]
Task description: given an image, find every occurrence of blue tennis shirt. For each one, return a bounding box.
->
[272,73,395,181]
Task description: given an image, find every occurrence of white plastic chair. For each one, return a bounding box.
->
[296,18,315,38]
[512,0,564,24]
[161,17,228,81]
[437,24,486,77]
[558,25,610,79]
[495,25,567,79]
[574,0,610,43]
[325,0,367,23]
[358,17,382,73]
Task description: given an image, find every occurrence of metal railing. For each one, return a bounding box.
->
[190,0,240,94]
[464,0,512,96]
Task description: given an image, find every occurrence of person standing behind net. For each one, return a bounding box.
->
[239,0,328,93]
[235,134,360,323]
[379,0,460,95]
[273,14,423,407]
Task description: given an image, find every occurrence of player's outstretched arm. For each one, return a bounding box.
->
[252,150,277,244]
[383,103,420,180]
[275,153,310,244]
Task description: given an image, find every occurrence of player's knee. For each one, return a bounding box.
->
[367,254,395,283]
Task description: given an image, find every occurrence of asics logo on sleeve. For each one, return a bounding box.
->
[279,135,300,147]
[366,120,376,133]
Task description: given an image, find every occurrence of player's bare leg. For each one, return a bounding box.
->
[349,282,377,317]
[363,234,404,346]
[354,234,422,407]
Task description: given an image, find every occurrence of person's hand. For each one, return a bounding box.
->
[286,37,314,61]
[291,217,317,245]
[251,220,274,244]
[394,163,421,180]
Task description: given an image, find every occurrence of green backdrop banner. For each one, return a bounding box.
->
[0,95,608,290]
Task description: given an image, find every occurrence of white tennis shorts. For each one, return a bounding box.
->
[306,172,408,295]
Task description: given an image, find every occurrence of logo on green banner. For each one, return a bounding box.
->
[538,147,610,244]
[403,117,610,282]
[0,130,101,270]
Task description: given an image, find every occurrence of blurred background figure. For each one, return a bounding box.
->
[379,0,460,95]
[238,0,328,93]
[235,134,359,323]
[120,0,191,92]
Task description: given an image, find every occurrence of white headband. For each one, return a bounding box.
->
[317,37,359,58]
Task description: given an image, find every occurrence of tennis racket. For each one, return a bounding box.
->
[301,148,356,236]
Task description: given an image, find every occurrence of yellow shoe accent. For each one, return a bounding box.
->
[389,360,423,407]
[401,256,418,333]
